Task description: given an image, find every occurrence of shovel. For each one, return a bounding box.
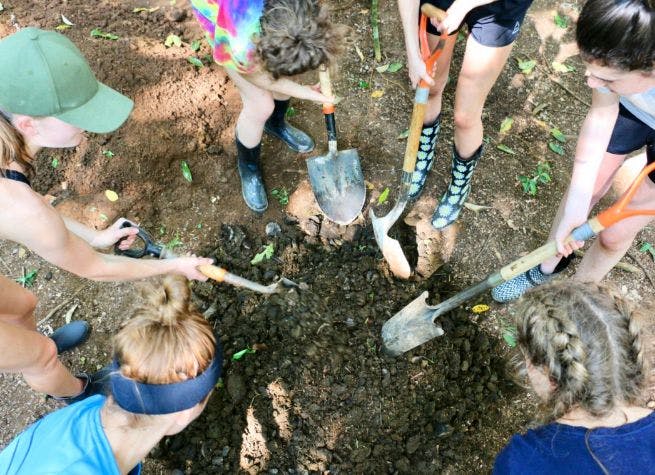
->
[369,4,447,279]
[115,223,298,295]
[381,161,655,356]
[306,66,365,225]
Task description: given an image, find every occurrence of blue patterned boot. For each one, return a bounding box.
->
[431,144,482,229]
[409,115,441,200]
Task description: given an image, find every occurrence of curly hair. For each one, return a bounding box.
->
[512,281,647,421]
[577,0,655,71]
[256,0,347,79]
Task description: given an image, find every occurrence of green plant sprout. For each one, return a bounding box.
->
[519,162,551,196]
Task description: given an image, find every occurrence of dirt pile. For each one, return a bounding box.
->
[152,224,519,474]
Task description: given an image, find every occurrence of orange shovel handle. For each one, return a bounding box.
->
[596,161,655,228]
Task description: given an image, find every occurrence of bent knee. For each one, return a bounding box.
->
[598,230,636,253]
[453,109,481,131]
[31,337,60,374]
[242,95,275,121]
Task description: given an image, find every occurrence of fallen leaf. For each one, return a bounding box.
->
[378,187,390,204]
[548,141,565,155]
[187,56,204,68]
[496,144,516,155]
[463,202,491,213]
[165,34,182,48]
[375,63,389,73]
[63,303,79,324]
[387,62,403,73]
[471,304,490,314]
[371,89,384,98]
[397,128,409,140]
[180,160,193,182]
[550,127,566,143]
[499,117,514,134]
[354,45,365,61]
[105,190,119,202]
[61,13,74,25]
[551,61,575,73]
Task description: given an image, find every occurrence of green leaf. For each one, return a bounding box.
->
[550,127,566,143]
[51,157,59,169]
[357,79,370,89]
[377,187,390,204]
[232,348,256,361]
[387,62,403,73]
[375,63,389,73]
[285,106,297,118]
[55,24,71,31]
[102,150,115,158]
[554,13,569,28]
[164,34,182,48]
[165,233,183,250]
[397,129,409,140]
[640,242,655,260]
[499,117,514,134]
[497,144,516,155]
[271,188,289,205]
[551,61,575,73]
[190,39,201,52]
[15,269,38,287]
[502,328,517,347]
[548,141,565,155]
[90,28,119,40]
[180,160,193,182]
[251,243,275,265]
[187,56,204,68]
[517,59,536,75]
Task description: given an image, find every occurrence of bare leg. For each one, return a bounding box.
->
[575,153,654,281]
[0,276,82,397]
[424,33,458,124]
[453,36,514,158]
[541,152,627,274]
[225,68,275,147]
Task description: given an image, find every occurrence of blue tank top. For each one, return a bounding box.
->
[0,395,141,474]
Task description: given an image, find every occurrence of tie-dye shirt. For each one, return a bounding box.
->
[190,0,264,73]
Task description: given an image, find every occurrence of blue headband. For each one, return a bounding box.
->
[109,341,222,415]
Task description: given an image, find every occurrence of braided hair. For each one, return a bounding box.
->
[513,281,647,420]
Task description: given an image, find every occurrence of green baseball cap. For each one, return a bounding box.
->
[0,27,133,133]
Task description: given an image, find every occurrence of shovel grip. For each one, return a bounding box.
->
[420,4,447,21]
[198,264,227,282]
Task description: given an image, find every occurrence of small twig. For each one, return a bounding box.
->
[371,0,382,62]
[548,76,591,107]
[626,251,655,289]
[20,267,25,288]
[37,283,88,327]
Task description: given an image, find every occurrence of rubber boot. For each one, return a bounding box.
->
[431,144,483,229]
[264,99,315,153]
[491,254,574,303]
[51,367,112,405]
[236,137,268,213]
[50,320,90,354]
[409,115,441,200]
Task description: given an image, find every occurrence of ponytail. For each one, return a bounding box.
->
[0,110,33,177]
[113,276,216,385]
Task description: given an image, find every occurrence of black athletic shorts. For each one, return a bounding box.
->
[419,0,533,47]
[606,103,655,182]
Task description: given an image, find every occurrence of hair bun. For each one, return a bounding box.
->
[140,275,191,326]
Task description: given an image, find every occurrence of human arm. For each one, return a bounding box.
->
[398,0,434,87]
[553,89,620,255]
[432,0,496,34]
[3,189,212,281]
[242,71,334,103]
[61,216,139,250]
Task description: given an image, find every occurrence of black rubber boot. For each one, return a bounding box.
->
[51,368,112,405]
[236,137,268,213]
[50,320,90,354]
[264,99,315,153]
[409,115,441,200]
[431,144,483,229]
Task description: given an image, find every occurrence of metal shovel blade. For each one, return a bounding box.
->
[306,148,365,225]
[369,195,412,279]
[382,291,443,356]
[381,291,444,356]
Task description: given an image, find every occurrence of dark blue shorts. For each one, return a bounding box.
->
[607,103,655,182]
[419,0,533,47]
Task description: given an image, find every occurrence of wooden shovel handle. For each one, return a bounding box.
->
[319,65,334,115]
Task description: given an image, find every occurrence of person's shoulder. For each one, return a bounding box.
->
[493,425,557,474]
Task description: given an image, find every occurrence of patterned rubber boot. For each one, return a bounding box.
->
[491,254,574,303]
[236,137,268,213]
[408,115,441,200]
[431,144,482,229]
[264,99,315,153]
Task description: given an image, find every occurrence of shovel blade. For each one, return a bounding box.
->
[381,291,444,356]
[307,149,365,225]
[370,199,412,279]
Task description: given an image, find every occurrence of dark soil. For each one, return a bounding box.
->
[1,0,654,474]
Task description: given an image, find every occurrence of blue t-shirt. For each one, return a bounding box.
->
[493,411,655,474]
[0,395,141,475]
[597,86,655,130]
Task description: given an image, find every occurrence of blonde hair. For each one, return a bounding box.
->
[113,276,216,385]
[513,281,647,421]
[0,110,34,177]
